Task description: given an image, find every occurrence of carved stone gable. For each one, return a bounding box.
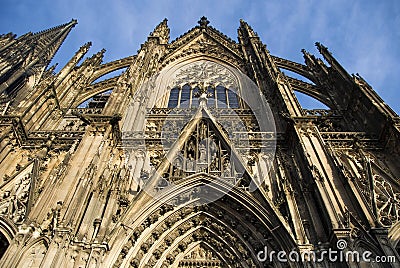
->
[162,33,244,70]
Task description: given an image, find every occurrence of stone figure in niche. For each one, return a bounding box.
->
[186,154,194,171]
[210,153,218,171]
[223,159,232,177]
[173,167,180,177]
[199,143,207,163]
[174,157,182,170]
[187,140,195,157]
[199,122,207,140]
[209,136,218,155]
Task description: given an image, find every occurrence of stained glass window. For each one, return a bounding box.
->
[167,85,240,108]
[216,85,227,108]
[168,87,179,108]
[227,89,239,108]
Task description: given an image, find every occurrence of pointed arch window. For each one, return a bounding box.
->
[207,86,215,107]
[192,86,200,108]
[227,89,239,108]
[216,85,227,108]
[180,84,191,108]
[167,85,240,108]
[168,87,179,108]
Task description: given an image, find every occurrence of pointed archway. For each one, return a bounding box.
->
[111,173,297,268]
[111,84,291,267]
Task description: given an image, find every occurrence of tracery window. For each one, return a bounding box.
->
[167,84,239,108]
[157,119,246,187]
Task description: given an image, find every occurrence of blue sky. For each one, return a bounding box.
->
[1,0,399,113]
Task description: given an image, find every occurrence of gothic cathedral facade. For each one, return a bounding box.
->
[0,17,399,267]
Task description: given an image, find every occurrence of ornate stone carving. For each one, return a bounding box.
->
[171,60,238,89]
[0,163,34,224]
[374,174,400,226]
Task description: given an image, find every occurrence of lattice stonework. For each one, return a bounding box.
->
[374,174,400,226]
[171,60,238,90]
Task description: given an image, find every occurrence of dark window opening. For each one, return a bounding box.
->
[167,87,179,108]
[167,85,240,109]
[207,86,215,107]
[0,232,9,259]
[227,89,239,108]
[180,84,191,108]
[191,86,200,107]
[216,85,227,108]
[78,90,112,109]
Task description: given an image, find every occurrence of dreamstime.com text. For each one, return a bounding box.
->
[257,240,397,264]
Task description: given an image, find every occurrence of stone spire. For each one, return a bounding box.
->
[315,42,352,81]
[25,19,78,66]
[55,41,92,87]
[82,48,106,67]
[0,19,77,94]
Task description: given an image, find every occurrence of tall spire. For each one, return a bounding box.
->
[30,19,78,66]
[0,19,77,94]
[149,18,170,44]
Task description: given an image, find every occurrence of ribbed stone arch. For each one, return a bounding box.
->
[272,56,316,84]
[89,56,134,84]
[131,207,271,268]
[159,226,249,267]
[110,174,297,268]
[0,216,16,246]
[14,238,49,268]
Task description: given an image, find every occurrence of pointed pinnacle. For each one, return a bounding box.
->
[238,19,258,37]
[150,18,170,44]
[315,42,330,55]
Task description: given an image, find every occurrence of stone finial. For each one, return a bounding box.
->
[198,16,210,28]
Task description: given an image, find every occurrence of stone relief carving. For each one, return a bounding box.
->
[0,163,34,224]
[170,60,238,90]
